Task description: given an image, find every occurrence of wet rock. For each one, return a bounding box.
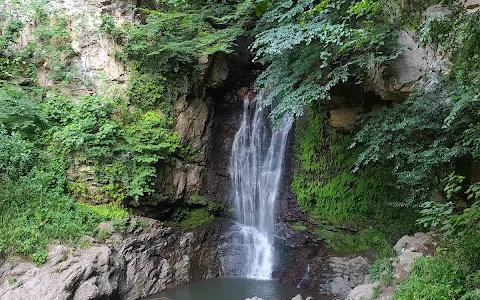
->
[294,254,371,300]
[0,219,223,300]
[291,294,303,300]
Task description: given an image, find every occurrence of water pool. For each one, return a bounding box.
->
[144,277,326,300]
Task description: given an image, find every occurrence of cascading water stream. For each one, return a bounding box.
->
[221,99,292,280]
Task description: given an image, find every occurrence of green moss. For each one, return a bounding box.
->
[316,228,395,258]
[292,222,308,231]
[293,103,417,248]
[179,208,214,228]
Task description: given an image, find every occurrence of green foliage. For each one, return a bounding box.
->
[122,0,253,108]
[7,277,17,284]
[394,255,479,300]
[293,103,417,239]
[0,128,35,179]
[252,0,399,122]
[417,174,480,274]
[44,93,181,201]
[0,20,23,53]
[179,208,214,228]
[369,258,385,282]
[31,12,77,84]
[112,218,128,233]
[316,227,395,258]
[99,14,116,34]
[292,222,307,231]
[127,66,167,109]
[352,85,468,206]
[0,176,128,263]
[380,260,394,286]
[352,6,480,207]
[187,193,224,214]
[0,87,46,136]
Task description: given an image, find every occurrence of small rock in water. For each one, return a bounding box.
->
[245,297,264,300]
[291,294,303,300]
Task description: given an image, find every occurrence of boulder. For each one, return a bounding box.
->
[364,30,445,101]
[465,0,480,12]
[0,219,223,300]
[329,108,359,131]
[300,254,370,300]
[393,232,435,255]
[393,252,423,281]
[347,282,380,300]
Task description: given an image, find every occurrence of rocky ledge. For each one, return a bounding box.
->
[0,218,223,300]
[347,232,436,300]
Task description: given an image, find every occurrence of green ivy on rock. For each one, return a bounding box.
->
[293,103,417,249]
[43,92,181,203]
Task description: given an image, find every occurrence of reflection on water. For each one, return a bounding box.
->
[144,277,326,300]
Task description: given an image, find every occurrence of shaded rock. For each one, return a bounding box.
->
[0,219,223,300]
[303,255,371,300]
[207,53,229,87]
[465,0,480,12]
[329,108,359,131]
[364,30,445,101]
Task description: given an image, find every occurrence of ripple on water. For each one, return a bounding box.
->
[143,277,328,300]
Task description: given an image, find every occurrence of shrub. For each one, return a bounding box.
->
[0,177,128,263]
[394,256,477,299]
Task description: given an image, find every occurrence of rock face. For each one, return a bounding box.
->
[364,30,445,101]
[311,256,370,300]
[281,249,371,300]
[0,219,223,300]
[347,232,435,300]
[37,0,135,92]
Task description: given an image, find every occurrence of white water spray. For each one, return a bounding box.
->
[222,99,292,279]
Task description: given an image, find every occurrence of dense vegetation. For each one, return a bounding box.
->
[0,0,252,262]
[1,0,479,297]
[253,0,479,297]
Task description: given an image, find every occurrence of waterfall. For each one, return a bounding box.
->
[221,99,292,280]
[297,264,311,288]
